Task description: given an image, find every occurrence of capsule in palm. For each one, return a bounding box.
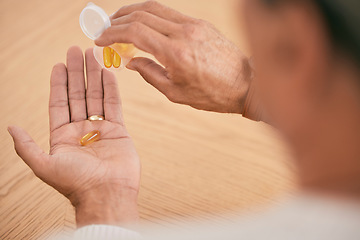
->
[80,130,100,146]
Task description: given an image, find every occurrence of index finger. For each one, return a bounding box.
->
[95,22,170,63]
[110,1,191,23]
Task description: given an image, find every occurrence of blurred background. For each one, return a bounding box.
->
[0,0,296,239]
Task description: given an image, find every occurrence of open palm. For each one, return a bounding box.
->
[9,46,140,212]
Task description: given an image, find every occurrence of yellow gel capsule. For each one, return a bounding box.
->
[80,130,100,146]
[103,47,113,68]
[112,50,121,68]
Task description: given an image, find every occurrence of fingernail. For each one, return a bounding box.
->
[126,61,135,70]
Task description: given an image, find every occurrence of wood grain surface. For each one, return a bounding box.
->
[0,0,297,239]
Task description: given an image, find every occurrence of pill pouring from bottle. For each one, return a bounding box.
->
[79,2,136,70]
[103,47,121,68]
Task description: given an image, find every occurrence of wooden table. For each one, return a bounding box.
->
[0,0,296,239]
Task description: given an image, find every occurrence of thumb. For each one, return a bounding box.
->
[8,126,51,179]
[126,57,170,95]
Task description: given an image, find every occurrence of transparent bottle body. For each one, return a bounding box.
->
[93,43,136,70]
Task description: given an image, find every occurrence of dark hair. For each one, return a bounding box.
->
[263,0,360,65]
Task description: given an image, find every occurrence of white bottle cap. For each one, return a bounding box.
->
[79,3,111,40]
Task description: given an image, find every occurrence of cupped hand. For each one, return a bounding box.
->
[8,46,140,227]
[95,1,252,114]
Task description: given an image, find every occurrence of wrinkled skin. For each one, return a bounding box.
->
[96,1,251,114]
[9,46,140,226]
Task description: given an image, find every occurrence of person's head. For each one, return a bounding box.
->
[243,0,360,190]
[243,0,360,137]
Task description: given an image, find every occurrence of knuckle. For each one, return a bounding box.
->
[195,19,208,27]
[144,0,159,9]
[104,96,121,105]
[49,99,68,108]
[127,21,143,33]
[130,10,145,21]
[140,59,157,73]
[118,5,127,12]
[86,89,103,99]
[173,45,192,64]
[183,23,195,34]
[182,23,201,40]
[68,90,85,100]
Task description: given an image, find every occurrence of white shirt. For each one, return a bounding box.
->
[58,193,360,240]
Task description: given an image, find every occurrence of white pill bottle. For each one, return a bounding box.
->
[79,3,136,70]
